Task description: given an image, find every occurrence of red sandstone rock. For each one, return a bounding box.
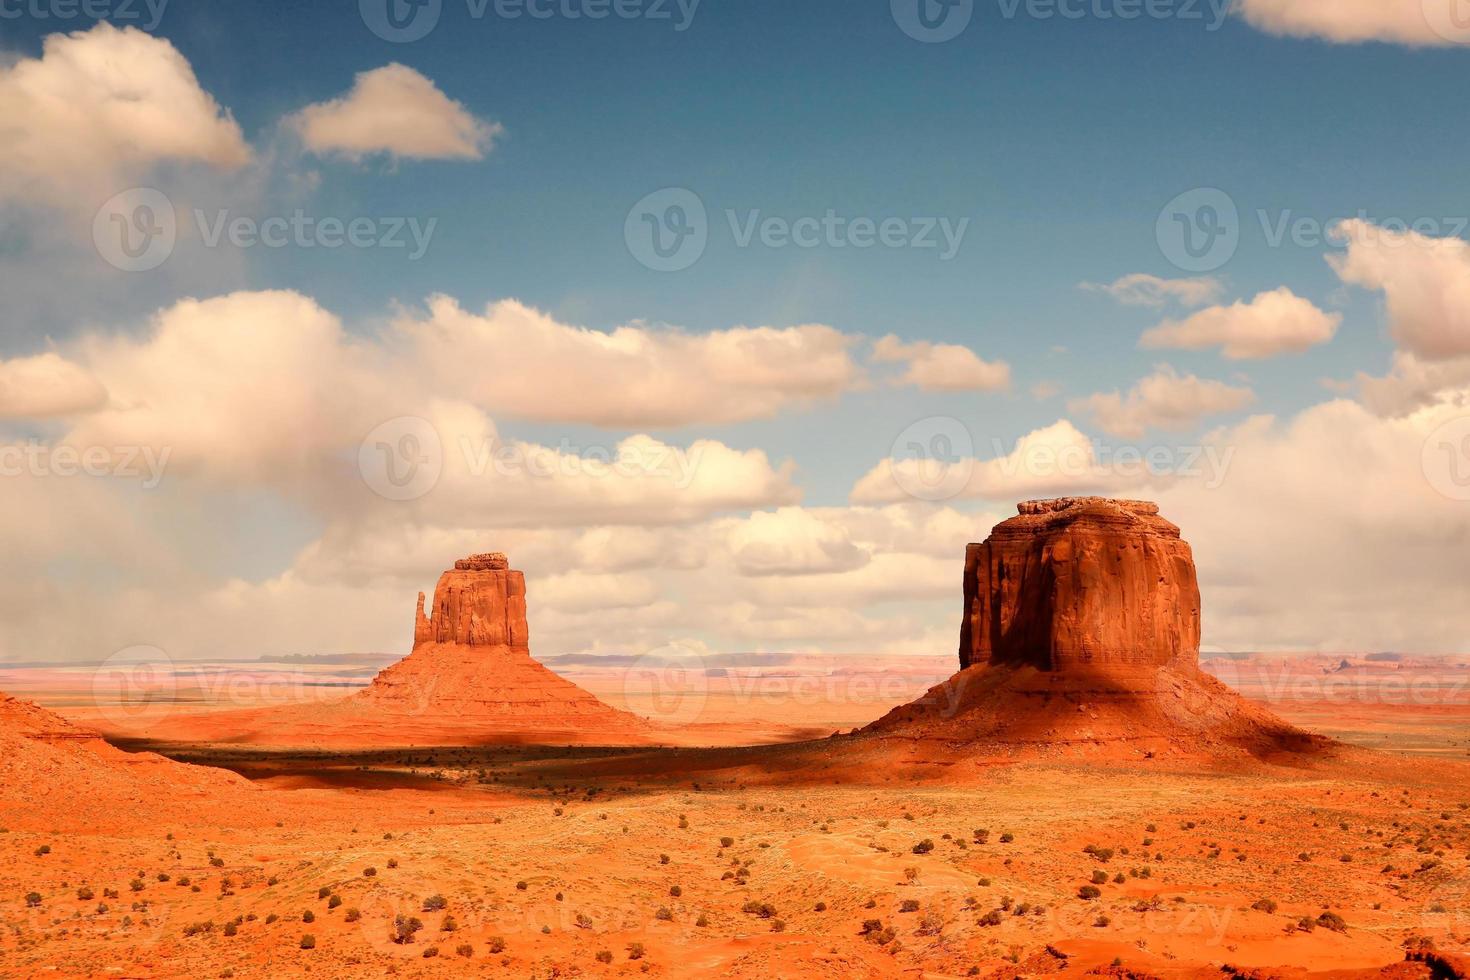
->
[867,498,1329,761]
[140,553,652,747]
[958,497,1201,674]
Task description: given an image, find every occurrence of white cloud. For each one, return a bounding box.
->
[1081,273,1224,308]
[0,353,108,419]
[399,296,863,426]
[871,335,1010,391]
[849,419,1162,505]
[1158,395,1470,653]
[290,64,500,162]
[1070,365,1256,439]
[1140,287,1342,359]
[726,507,871,577]
[1235,0,1467,47]
[0,23,248,206]
[1328,219,1470,362]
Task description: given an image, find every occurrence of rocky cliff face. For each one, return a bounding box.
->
[958,498,1201,676]
[413,552,529,650]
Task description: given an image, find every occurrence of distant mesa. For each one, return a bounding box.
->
[136,552,652,748]
[866,497,1331,762]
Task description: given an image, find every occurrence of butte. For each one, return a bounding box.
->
[139,552,652,747]
[862,498,1331,762]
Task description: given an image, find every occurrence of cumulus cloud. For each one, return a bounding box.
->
[726,507,872,577]
[849,419,1163,505]
[1081,273,1224,308]
[1157,395,1470,652]
[1070,365,1256,439]
[1235,0,1468,47]
[0,354,108,419]
[290,64,500,162]
[1140,287,1341,359]
[0,23,248,206]
[398,296,863,426]
[870,335,1010,391]
[1328,219,1470,361]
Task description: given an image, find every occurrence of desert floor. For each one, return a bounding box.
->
[3,660,1470,978]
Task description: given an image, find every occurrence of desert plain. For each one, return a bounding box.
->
[3,505,1470,979]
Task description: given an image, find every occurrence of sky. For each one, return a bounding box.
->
[2,0,1469,666]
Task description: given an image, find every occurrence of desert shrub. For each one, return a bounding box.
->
[670,884,682,897]
[441,914,457,932]
[224,921,238,937]
[979,909,1004,927]
[741,900,777,918]
[1084,845,1115,862]
[265,914,279,925]
[456,943,473,958]
[1094,914,1111,927]
[393,914,424,944]
[1079,885,1102,900]
[1252,898,1278,914]
[1091,870,1109,885]
[596,950,613,963]
[317,886,332,899]
[326,895,341,910]
[487,935,506,954]
[627,942,646,960]
[974,828,990,843]
[720,837,734,848]
[1316,912,1348,933]
[422,894,447,912]
[345,907,360,922]
[302,910,315,924]
[655,906,673,921]
[696,913,710,926]
[34,845,51,857]
[917,912,943,936]
[422,946,439,958]
[900,899,920,913]
[659,854,670,865]
[814,901,827,912]
[299,934,315,950]
[76,887,94,901]
[129,879,145,893]
[515,880,528,890]
[25,891,44,908]
[363,867,376,877]
[912,839,934,855]
[386,858,398,869]
[999,833,1015,843]
[210,857,225,868]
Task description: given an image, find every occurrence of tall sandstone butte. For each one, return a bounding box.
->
[867,498,1323,760]
[958,498,1201,676]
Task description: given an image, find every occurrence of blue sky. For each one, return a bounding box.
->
[2,0,1469,661]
